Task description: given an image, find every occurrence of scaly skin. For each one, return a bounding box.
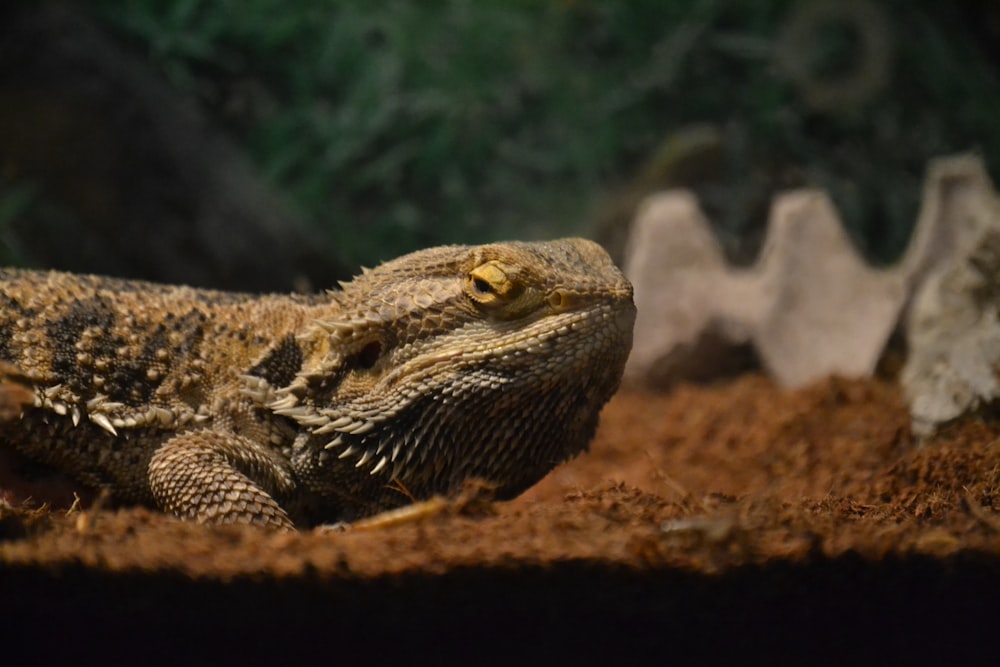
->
[0,238,635,528]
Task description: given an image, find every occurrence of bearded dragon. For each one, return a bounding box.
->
[0,238,635,528]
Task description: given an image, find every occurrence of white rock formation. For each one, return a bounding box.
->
[624,154,997,395]
[901,168,1000,436]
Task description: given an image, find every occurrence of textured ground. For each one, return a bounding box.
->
[3,374,1000,665]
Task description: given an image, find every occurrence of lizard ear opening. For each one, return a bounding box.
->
[358,340,382,369]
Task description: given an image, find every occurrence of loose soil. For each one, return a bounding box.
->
[3,375,1000,665]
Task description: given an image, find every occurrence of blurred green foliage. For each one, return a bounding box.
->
[91,0,1000,267]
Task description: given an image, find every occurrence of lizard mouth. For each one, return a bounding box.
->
[390,295,635,381]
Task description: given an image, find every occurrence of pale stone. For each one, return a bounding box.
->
[901,166,1000,436]
[623,193,755,386]
[623,153,997,397]
[753,191,906,388]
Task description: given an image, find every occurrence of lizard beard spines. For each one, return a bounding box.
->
[279,405,405,460]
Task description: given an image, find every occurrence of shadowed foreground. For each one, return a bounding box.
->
[3,375,999,664]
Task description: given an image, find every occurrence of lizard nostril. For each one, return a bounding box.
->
[548,289,571,311]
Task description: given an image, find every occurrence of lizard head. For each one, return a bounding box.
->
[274,238,635,506]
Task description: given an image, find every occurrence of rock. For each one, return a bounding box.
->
[624,192,757,386]
[624,189,907,389]
[901,174,1000,436]
[753,191,907,388]
[624,154,996,391]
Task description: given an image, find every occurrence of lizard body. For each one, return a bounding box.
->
[0,238,634,528]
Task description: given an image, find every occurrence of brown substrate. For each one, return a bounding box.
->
[3,375,1000,664]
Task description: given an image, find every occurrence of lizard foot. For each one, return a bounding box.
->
[149,431,297,529]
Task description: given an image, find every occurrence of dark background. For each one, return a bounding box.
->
[1,0,998,290]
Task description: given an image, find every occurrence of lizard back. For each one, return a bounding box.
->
[0,267,331,503]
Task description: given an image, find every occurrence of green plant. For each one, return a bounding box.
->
[92,0,1000,268]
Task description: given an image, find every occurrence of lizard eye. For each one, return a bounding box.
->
[472,277,494,296]
[466,261,518,305]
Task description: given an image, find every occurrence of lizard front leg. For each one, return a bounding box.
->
[149,431,297,529]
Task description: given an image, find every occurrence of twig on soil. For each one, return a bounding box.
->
[66,492,81,516]
[348,479,498,531]
[73,488,110,533]
[643,449,691,501]
[963,488,1000,533]
[348,497,451,531]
